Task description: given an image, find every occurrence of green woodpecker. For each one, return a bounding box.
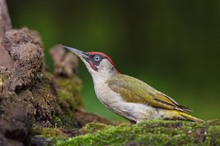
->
[64,46,203,123]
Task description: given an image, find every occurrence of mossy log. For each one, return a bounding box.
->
[0,28,112,146]
[56,120,220,146]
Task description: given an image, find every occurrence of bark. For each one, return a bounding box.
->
[0,28,54,146]
[0,0,13,70]
[0,0,12,36]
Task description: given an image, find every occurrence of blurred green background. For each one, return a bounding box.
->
[7,0,220,121]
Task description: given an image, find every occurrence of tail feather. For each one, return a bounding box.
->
[177,105,192,113]
[179,112,203,123]
[164,110,204,123]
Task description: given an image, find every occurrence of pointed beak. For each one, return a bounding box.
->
[63,46,89,59]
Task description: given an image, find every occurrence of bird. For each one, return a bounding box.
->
[64,46,203,123]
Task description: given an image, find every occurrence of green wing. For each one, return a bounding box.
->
[107,74,191,112]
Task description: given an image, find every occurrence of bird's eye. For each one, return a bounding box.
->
[93,55,101,62]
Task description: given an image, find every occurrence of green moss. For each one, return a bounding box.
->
[207,125,220,145]
[56,120,220,146]
[50,75,84,128]
[31,127,68,146]
[55,76,83,110]
[0,73,10,92]
[40,128,67,138]
[53,116,63,127]
[0,74,3,86]
[30,71,57,122]
[79,122,113,134]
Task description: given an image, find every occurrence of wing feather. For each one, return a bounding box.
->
[107,74,191,112]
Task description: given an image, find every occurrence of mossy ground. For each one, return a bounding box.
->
[55,120,220,146]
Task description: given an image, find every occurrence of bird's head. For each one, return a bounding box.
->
[64,46,120,79]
